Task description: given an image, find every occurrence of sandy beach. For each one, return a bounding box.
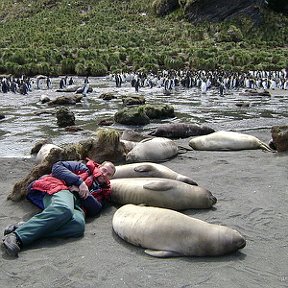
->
[1,128,288,288]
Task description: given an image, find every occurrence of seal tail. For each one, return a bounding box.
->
[177,145,193,154]
[258,141,273,152]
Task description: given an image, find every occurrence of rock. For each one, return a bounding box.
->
[48,95,83,106]
[183,0,265,24]
[144,104,175,119]
[258,91,271,97]
[235,102,250,108]
[114,107,150,125]
[271,125,288,152]
[97,118,114,126]
[122,95,145,106]
[40,94,51,103]
[56,107,75,127]
[99,92,117,100]
[64,126,83,132]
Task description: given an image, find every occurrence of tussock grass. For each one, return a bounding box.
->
[0,0,287,76]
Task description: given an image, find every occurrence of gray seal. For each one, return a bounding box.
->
[148,123,215,139]
[112,162,197,185]
[189,131,272,151]
[110,178,216,210]
[126,137,179,163]
[112,204,246,257]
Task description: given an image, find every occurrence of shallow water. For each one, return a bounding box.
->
[0,76,287,157]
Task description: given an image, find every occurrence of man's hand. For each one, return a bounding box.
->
[78,182,89,199]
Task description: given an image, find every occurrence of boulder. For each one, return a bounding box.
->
[183,0,265,24]
[56,107,75,127]
[271,125,288,152]
[122,95,145,106]
[48,95,82,106]
[114,106,150,125]
[144,104,175,119]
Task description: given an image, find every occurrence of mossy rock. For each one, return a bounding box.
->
[122,95,145,106]
[114,106,150,125]
[144,104,175,119]
[271,125,288,152]
[56,107,75,127]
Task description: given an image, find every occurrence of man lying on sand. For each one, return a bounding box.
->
[2,159,115,258]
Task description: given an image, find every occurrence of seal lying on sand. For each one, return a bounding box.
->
[148,123,215,139]
[189,131,272,151]
[112,204,246,257]
[110,178,216,210]
[126,137,179,163]
[112,162,197,185]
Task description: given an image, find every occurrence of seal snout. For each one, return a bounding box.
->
[238,237,246,249]
[210,194,217,205]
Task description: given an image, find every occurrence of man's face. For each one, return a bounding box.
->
[97,164,115,183]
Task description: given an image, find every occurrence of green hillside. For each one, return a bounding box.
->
[0,0,287,76]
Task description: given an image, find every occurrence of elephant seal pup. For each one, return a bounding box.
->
[110,178,216,210]
[148,123,215,139]
[189,130,272,151]
[121,130,150,142]
[126,137,179,163]
[112,204,246,257]
[120,139,138,153]
[112,162,197,185]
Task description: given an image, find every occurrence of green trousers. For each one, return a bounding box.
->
[15,190,85,247]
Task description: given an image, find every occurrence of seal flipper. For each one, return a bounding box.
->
[258,140,273,152]
[143,181,173,191]
[144,249,182,258]
[134,164,153,173]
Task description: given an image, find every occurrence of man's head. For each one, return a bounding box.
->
[97,161,116,183]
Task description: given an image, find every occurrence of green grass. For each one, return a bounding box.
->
[0,0,287,76]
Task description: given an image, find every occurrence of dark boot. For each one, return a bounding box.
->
[4,221,25,236]
[2,232,22,257]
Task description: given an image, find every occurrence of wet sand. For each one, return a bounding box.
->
[0,128,288,288]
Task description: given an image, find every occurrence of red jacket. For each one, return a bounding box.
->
[27,160,112,213]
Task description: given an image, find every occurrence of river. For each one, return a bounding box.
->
[1,75,288,158]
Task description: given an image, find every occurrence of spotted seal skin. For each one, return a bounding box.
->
[112,162,197,185]
[110,178,216,210]
[148,123,215,139]
[112,204,246,257]
[189,130,272,151]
